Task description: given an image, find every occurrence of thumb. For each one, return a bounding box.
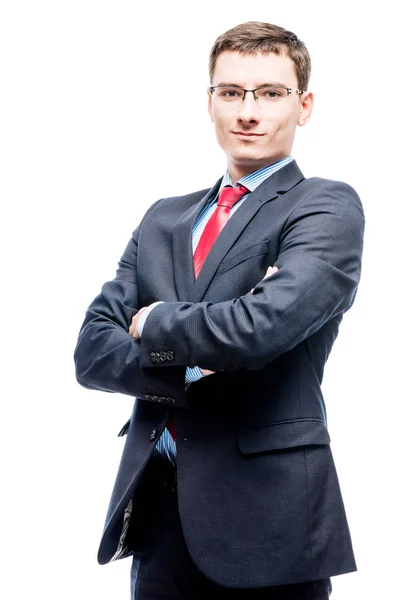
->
[264,265,278,279]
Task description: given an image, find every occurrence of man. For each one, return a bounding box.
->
[75,21,364,599]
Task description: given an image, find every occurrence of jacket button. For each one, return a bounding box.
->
[150,429,157,442]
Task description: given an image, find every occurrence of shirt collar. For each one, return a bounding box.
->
[219,156,294,194]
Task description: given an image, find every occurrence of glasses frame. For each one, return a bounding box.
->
[208,84,305,103]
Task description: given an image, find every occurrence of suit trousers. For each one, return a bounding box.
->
[130,458,332,600]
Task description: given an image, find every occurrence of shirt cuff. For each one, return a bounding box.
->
[137,301,164,336]
[185,366,204,384]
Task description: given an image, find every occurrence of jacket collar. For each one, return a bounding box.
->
[172,160,304,302]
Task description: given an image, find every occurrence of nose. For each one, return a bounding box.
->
[237,91,261,124]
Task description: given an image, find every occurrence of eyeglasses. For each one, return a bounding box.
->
[208,85,304,107]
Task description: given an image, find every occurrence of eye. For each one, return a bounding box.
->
[217,87,243,100]
[258,87,285,100]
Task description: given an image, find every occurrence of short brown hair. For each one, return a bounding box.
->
[209,21,311,91]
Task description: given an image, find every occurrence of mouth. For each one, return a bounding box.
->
[233,131,265,140]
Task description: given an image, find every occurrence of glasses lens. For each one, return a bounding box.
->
[213,87,244,102]
[255,86,287,106]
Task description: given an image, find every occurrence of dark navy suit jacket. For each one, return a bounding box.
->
[74,160,364,588]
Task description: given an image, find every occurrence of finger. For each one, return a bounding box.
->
[129,315,139,335]
[264,266,278,279]
[133,307,147,320]
[200,369,215,376]
[129,323,140,338]
[129,307,147,330]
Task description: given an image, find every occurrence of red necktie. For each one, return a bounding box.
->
[193,185,249,278]
[167,185,248,442]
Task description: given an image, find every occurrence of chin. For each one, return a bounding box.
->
[232,153,272,168]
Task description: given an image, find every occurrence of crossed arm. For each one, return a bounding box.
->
[74,181,364,407]
[128,266,279,379]
[126,184,364,378]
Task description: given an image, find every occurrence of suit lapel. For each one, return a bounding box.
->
[172,178,222,300]
[188,160,305,302]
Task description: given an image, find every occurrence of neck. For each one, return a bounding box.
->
[227,154,291,185]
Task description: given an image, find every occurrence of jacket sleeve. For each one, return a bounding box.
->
[139,181,365,372]
[74,206,189,409]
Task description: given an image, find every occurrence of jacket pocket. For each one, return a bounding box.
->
[219,240,270,274]
[238,419,330,454]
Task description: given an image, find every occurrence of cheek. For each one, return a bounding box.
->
[262,117,280,139]
[213,113,231,140]
[213,106,232,126]
[264,113,296,140]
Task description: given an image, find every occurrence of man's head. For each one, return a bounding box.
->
[208,22,313,182]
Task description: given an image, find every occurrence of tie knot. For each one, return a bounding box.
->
[217,184,249,209]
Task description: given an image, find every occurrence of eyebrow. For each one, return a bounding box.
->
[213,82,288,88]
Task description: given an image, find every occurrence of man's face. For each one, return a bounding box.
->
[208,51,313,181]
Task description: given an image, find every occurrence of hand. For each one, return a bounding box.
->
[200,368,215,376]
[250,265,278,293]
[129,306,148,339]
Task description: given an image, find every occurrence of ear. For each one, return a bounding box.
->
[298,91,314,127]
[208,90,214,123]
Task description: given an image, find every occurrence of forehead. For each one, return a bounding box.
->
[212,50,298,86]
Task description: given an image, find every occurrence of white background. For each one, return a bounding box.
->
[1,1,399,598]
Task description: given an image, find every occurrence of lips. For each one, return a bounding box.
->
[233,131,265,138]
